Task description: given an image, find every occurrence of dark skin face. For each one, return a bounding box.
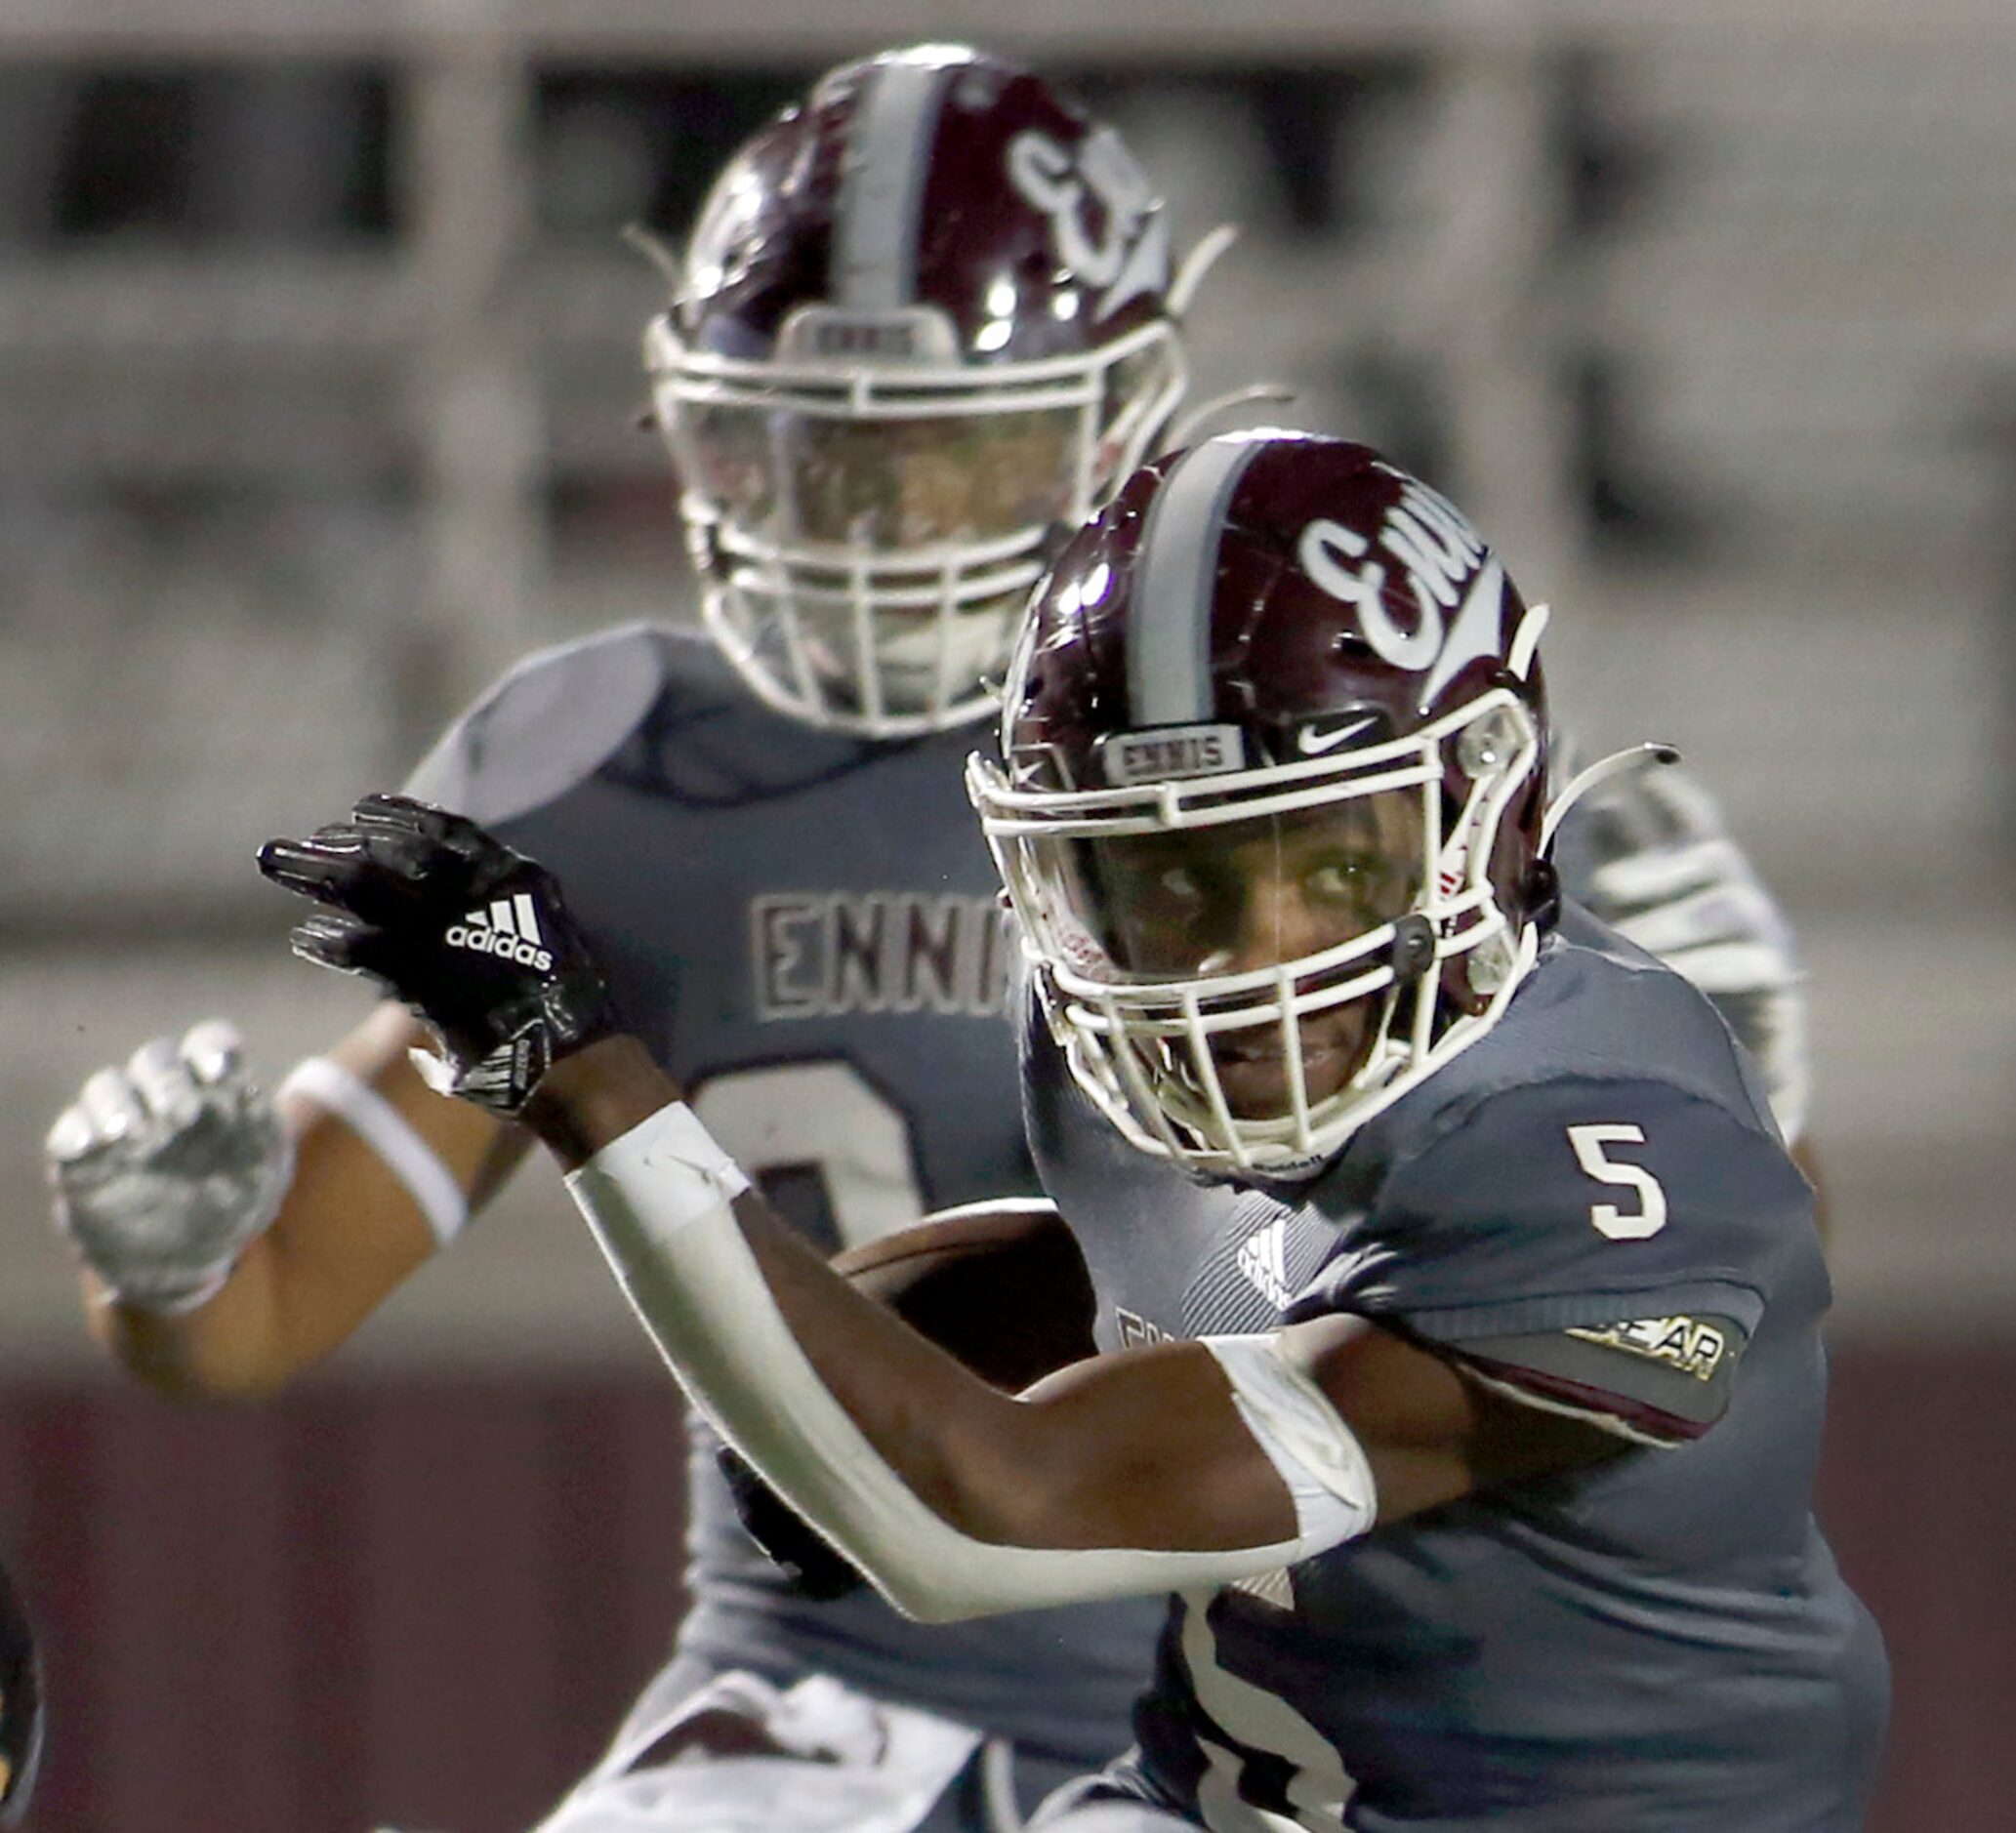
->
[1096,796,1424,1118]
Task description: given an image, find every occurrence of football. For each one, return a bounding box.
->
[836,1198,1097,1392]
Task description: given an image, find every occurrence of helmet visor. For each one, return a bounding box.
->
[1017,793,1427,1125]
[673,402,1084,552]
[1029,794,1426,990]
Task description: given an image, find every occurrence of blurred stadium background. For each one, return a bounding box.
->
[1,1,2011,1826]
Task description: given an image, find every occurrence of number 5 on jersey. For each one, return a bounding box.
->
[1567,1123,1668,1240]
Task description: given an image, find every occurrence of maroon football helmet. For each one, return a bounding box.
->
[969,431,1556,1173]
[645,44,1206,736]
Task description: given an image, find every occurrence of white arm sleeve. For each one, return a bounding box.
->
[565,1104,1371,1622]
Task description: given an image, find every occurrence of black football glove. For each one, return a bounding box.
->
[257,794,619,1115]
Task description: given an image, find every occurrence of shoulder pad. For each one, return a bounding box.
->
[1399,909,1784,1145]
[1294,1071,1811,1348]
[402,623,696,826]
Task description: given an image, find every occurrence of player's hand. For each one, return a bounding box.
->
[257,794,618,1115]
[1572,764,1809,1141]
[46,1021,294,1313]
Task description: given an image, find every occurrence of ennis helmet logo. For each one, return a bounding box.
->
[810,318,917,358]
[777,306,962,365]
[1099,723,1246,786]
[1008,127,1171,320]
[1297,468,1506,702]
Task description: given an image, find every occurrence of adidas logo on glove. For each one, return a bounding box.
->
[446,895,554,972]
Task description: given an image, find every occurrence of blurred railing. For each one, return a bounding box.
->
[0,1349,1997,1832]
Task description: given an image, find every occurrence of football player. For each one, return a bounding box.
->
[257,432,1887,1830]
[46,46,1210,1833]
[46,42,1819,1833]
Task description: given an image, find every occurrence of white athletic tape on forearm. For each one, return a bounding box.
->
[1202,1334,1378,1556]
[566,1103,1320,1621]
[279,1057,470,1245]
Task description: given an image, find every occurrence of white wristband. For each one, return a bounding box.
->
[280,1056,471,1245]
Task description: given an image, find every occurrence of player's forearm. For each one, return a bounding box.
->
[526,1040,1031,1535]
[737,1210,1301,1554]
[83,1196,401,1401]
[559,1106,1327,1619]
[54,1002,507,1400]
[518,1033,677,1167]
[730,1189,1035,1535]
[83,1232,305,1400]
[87,1102,482,1402]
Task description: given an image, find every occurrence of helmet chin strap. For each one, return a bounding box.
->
[1541,742,1682,855]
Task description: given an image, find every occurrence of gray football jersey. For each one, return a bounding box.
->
[1025,906,1887,1830]
[407,623,1160,1763]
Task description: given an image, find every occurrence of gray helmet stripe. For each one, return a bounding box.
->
[835,56,956,311]
[1128,437,1260,726]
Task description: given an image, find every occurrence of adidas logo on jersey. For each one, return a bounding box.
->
[1235,1215,1296,1312]
[445,895,554,972]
